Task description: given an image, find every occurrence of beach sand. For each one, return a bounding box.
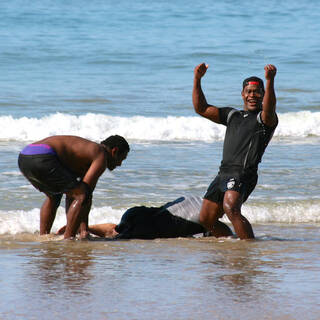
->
[0,224,319,320]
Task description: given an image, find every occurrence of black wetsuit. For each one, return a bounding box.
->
[204,107,277,203]
[114,196,206,239]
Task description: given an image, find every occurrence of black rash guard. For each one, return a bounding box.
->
[114,196,206,239]
[218,107,277,176]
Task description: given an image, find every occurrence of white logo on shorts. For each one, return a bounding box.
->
[227,178,235,190]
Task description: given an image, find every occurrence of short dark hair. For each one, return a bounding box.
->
[100,135,130,154]
[242,76,265,93]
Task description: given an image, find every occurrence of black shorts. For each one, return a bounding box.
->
[115,206,206,239]
[204,172,258,204]
[18,153,80,197]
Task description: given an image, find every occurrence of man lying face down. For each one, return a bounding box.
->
[58,196,234,239]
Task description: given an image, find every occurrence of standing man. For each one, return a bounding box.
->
[18,135,129,239]
[192,63,278,239]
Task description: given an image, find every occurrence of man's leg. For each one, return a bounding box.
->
[210,220,233,238]
[64,183,91,239]
[40,194,62,235]
[78,195,92,239]
[199,198,223,231]
[223,190,254,239]
[200,199,233,237]
[65,193,91,239]
[56,196,93,238]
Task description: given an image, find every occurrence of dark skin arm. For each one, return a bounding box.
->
[62,149,107,239]
[192,63,221,123]
[81,146,108,191]
[261,64,277,127]
[88,223,118,238]
[56,223,118,238]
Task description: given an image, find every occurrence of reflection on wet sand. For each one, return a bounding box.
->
[24,241,96,295]
[198,239,279,303]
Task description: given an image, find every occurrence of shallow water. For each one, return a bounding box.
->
[1,0,320,318]
[1,224,319,320]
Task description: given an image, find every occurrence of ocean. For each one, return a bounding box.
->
[0,0,320,319]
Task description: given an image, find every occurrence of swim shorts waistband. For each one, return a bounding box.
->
[20,144,57,156]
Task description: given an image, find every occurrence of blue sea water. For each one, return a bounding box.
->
[0,1,320,319]
[1,0,320,118]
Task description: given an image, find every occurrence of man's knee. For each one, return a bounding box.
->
[199,199,222,228]
[223,191,242,220]
[223,203,240,221]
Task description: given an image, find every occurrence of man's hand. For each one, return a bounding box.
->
[264,64,277,80]
[194,63,209,80]
[262,64,277,127]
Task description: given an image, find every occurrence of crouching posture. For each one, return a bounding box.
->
[18,135,129,239]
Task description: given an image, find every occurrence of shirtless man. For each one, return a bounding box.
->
[193,63,278,239]
[18,135,129,239]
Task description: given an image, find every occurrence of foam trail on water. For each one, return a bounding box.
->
[1,200,319,235]
[240,200,320,224]
[0,206,124,235]
[1,111,320,143]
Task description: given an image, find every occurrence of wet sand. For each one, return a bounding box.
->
[0,224,319,320]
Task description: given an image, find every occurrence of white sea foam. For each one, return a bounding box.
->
[1,200,319,235]
[1,111,320,143]
[238,200,320,224]
[0,206,124,235]
[2,171,21,176]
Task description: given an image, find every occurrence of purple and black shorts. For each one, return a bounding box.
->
[18,144,80,196]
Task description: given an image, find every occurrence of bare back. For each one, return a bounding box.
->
[34,135,106,178]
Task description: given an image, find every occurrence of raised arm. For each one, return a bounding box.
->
[261,64,278,127]
[192,63,221,123]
